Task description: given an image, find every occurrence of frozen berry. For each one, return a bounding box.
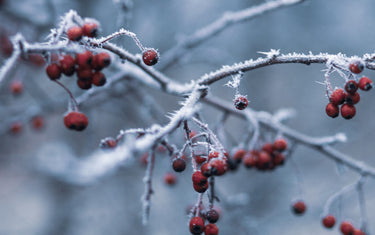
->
[82,23,98,37]
[273,152,285,166]
[345,80,358,95]
[210,159,228,176]
[76,51,93,68]
[341,104,356,119]
[201,163,212,177]
[322,215,335,228]
[330,89,346,106]
[194,155,207,164]
[59,54,76,76]
[172,158,186,172]
[233,149,247,163]
[273,138,287,151]
[46,63,62,80]
[189,217,205,235]
[10,80,23,95]
[206,209,219,223]
[234,96,248,110]
[63,111,89,131]
[243,154,257,168]
[192,171,208,186]
[193,181,209,193]
[77,79,92,90]
[142,48,159,66]
[349,60,364,74]
[345,92,360,105]
[257,151,272,169]
[292,200,306,215]
[164,172,177,186]
[358,76,373,91]
[204,224,218,235]
[92,71,106,86]
[92,52,111,70]
[67,26,83,41]
[76,67,93,81]
[326,103,339,118]
[340,221,354,235]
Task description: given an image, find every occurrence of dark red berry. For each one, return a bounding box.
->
[345,80,358,94]
[193,181,209,193]
[92,52,111,70]
[67,26,83,41]
[10,80,23,95]
[76,67,93,81]
[358,76,373,91]
[330,89,346,105]
[164,172,177,186]
[326,103,339,118]
[59,54,76,76]
[206,209,219,223]
[189,217,205,235]
[192,171,208,186]
[341,104,356,119]
[92,71,106,86]
[194,155,207,164]
[233,149,247,163]
[292,200,306,215]
[243,153,257,168]
[142,49,159,66]
[340,221,354,235]
[273,152,285,166]
[349,60,364,74]
[234,96,248,110]
[204,224,219,235]
[201,163,212,177]
[322,215,335,229]
[77,79,92,90]
[210,159,228,176]
[82,23,98,37]
[172,158,186,172]
[257,151,272,169]
[63,111,89,131]
[31,116,44,130]
[273,138,287,151]
[76,51,93,68]
[353,229,365,235]
[46,63,62,80]
[345,92,360,105]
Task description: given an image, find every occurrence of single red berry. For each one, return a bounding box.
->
[31,116,44,130]
[172,158,186,172]
[209,159,228,176]
[142,49,159,66]
[189,217,205,235]
[341,104,356,119]
[273,152,285,166]
[92,52,111,70]
[10,80,23,95]
[67,26,83,41]
[243,153,258,168]
[206,209,219,223]
[164,172,177,186]
[100,137,117,149]
[330,88,346,106]
[201,163,212,177]
[273,138,287,151]
[358,76,373,91]
[345,92,360,105]
[353,229,365,235]
[257,151,272,169]
[349,60,364,74]
[77,79,92,90]
[192,171,208,186]
[345,80,359,95]
[63,111,89,131]
[10,122,22,134]
[325,103,339,118]
[194,155,207,164]
[76,67,93,81]
[292,200,306,215]
[233,149,247,163]
[76,51,93,68]
[59,54,76,76]
[261,143,273,154]
[204,224,218,235]
[340,221,354,235]
[322,215,336,228]
[92,71,107,86]
[82,23,98,37]
[46,63,62,80]
[193,181,209,193]
[234,96,248,110]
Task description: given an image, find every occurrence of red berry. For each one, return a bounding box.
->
[209,159,228,176]
[189,217,205,235]
[92,52,111,70]
[204,224,218,235]
[172,158,186,172]
[10,122,22,134]
[345,92,360,105]
[76,51,93,68]
[192,171,208,186]
[67,26,83,41]
[325,103,339,118]
[77,79,92,90]
[100,137,117,149]
[193,181,209,193]
[10,80,23,95]
[273,138,287,151]
[142,49,159,66]
[164,172,177,186]
[59,54,76,76]
[243,153,257,168]
[292,200,306,215]
[340,221,354,235]
[76,67,93,81]
[257,151,272,169]
[206,209,219,223]
[341,104,356,119]
[358,76,373,91]
[353,229,365,235]
[194,155,207,164]
[201,163,212,177]
[92,71,107,86]
[345,80,358,95]
[233,149,247,163]
[82,23,98,37]
[234,96,248,110]
[31,116,44,130]
[46,63,62,80]
[330,88,346,105]
[349,60,364,74]
[273,152,285,166]
[322,215,336,228]
[63,111,89,131]
[208,151,219,162]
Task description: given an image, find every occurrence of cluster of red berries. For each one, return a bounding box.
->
[46,51,111,90]
[67,22,99,41]
[321,215,365,235]
[234,95,248,110]
[63,111,88,131]
[189,208,220,235]
[326,61,372,119]
[233,138,287,171]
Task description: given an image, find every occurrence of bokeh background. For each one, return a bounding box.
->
[0,0,375,234]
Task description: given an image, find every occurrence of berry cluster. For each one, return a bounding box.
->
[237,138,287,171]
[326,61,373,119]
[46,51,111,90]
[67,22,99,41]
[189,208,220,235]
[321,215,365,235]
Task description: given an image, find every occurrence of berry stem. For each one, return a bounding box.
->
[53,80,79,111]
[357,175,368,233]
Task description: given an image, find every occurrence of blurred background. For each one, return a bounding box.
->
[0,0,375,234]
